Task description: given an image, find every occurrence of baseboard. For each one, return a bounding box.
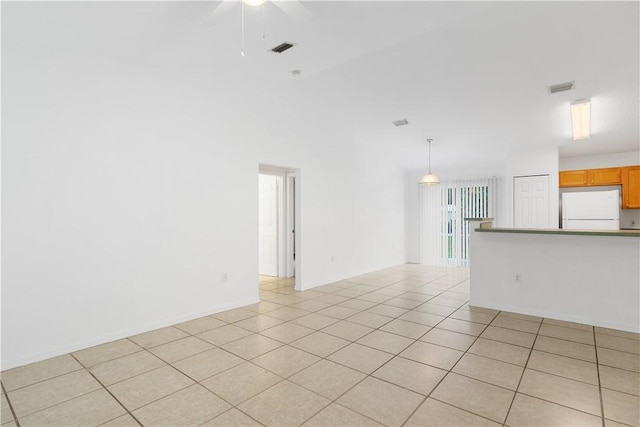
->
[1,297,260,371]
[470,299,640,334]
[299,261,409,291]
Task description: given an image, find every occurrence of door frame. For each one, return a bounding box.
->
[258,164,300,290]
[258,173,280,276]
[285,173,296,278]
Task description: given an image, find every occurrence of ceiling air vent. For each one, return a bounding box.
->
[271,42,295,53]
[392,119,409,127]
[548,81,575,94]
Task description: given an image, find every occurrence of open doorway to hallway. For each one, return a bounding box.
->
[258,165,299,295]
[258,275,296,295]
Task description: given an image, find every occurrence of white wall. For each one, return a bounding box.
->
[2,49,406,368]
[470,227,640,332]
[506,146,559,227]
[404,172,421,264]
[560,151,640,170]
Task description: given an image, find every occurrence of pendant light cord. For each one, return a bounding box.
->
[241,2,245,57]
[427,138,433,173]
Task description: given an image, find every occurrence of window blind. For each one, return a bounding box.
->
[420,177,500,266]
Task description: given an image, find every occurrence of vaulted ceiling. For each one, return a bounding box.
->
[4,1,639,170]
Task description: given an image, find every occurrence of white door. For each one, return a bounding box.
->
[514,175,549,228]
[259,174,278,276]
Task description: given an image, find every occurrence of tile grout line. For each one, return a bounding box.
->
[305,274,486,425]
[206,407,266,427]
[237,276,416,425]
[95,351,267,427]
[500,316,544,427]
[255,271,468,426]
[499,322,613,423]
[68,353,144,427]
[83,350,168,389]
[464,320,619,423]
[593,328,606,427]
[293,272,469,426]
[1,364,87,394]
[5,268,635,426]
[192,368,270,427]
[253,274,463,351]
[1,381,21,427]
[172,275,425,426]
[161,350,270,427]
[398,307,501,426]
[399,309,613,424]
[176,276,430,396]
[4,373,108,423]
[481,330,639,373]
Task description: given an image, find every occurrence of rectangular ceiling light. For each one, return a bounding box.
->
[571,99,591,140]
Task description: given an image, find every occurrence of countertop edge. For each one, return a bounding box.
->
[475,227,640,237]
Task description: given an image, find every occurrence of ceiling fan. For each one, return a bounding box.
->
[205,0,311,57]
[206,0,311,27]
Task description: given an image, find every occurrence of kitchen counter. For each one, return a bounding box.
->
[469,219,640,333]
[476,227,640,237]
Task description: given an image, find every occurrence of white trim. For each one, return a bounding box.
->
[285,173,296,277]
[258,164,300,286]
[276,174,286,276]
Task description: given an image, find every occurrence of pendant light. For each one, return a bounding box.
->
[419,138,440,185]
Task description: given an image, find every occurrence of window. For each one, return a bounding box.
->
[420,178,499,266]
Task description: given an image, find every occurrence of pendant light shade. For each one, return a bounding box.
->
[419,138,440,185]
[419,172,440,184]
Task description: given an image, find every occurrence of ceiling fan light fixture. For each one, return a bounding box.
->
[419,138,440,185]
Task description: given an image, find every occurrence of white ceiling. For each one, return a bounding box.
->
[4,1,639,171]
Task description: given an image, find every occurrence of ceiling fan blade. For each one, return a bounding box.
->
[271,0,312,22]
[204,0,239,26]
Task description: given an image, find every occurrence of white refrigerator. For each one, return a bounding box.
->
[562,190,620,230]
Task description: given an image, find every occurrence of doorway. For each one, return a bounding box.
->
[258,165,299,293]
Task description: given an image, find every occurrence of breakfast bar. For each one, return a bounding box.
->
[469,219,640,332]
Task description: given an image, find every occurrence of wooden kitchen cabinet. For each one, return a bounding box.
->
[622,166,640,209]
[559,170,588,187]
[560,165,640,209]
[559,167,621,187]
[589,167,622,185]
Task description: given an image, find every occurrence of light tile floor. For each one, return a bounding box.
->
[2,265,639,426]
